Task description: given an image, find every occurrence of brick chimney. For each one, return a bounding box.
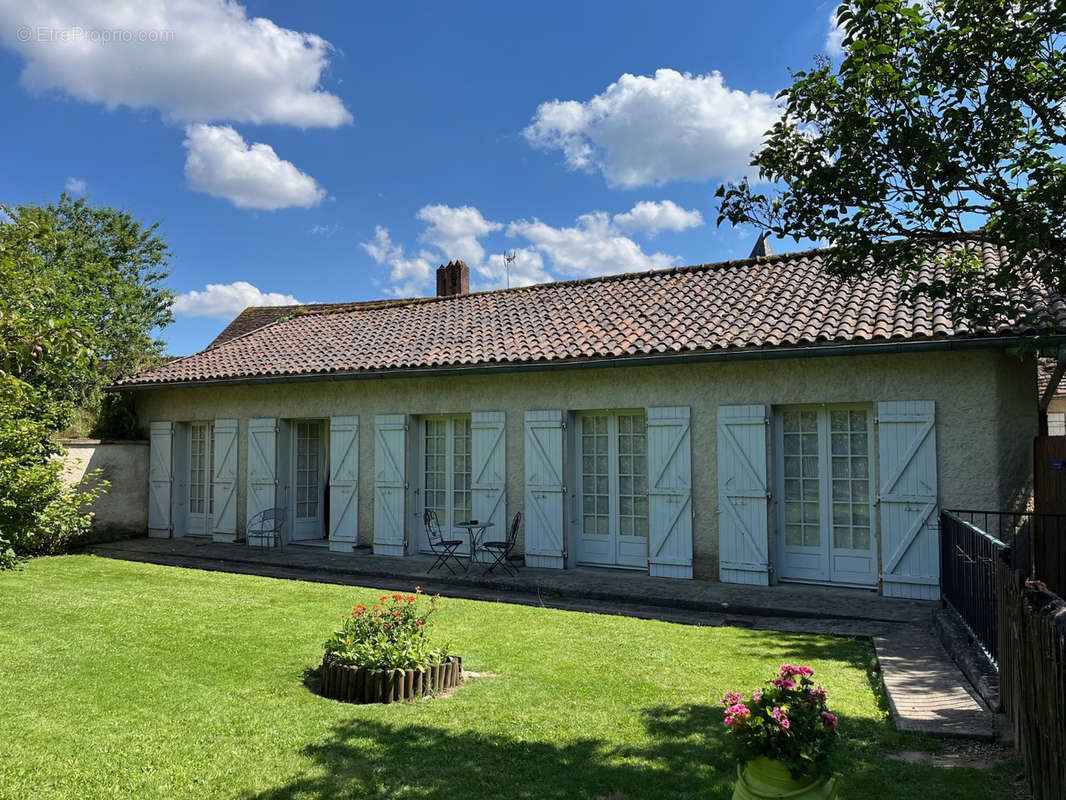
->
[436,260,470,297]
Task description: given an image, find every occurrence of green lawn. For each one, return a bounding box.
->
[0,556,1015,799]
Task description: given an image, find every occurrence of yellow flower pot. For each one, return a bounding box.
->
[732,758,841,799]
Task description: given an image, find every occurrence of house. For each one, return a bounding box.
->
[119,244,1062,599]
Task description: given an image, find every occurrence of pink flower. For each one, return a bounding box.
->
[752,690,763,703]
[796,666,814,677]
[771,707,791,729]
[772,677,796,690]
[724,703,751,726]
[722,691,743,707]
[821,711,839,731]
[809,685,827,702]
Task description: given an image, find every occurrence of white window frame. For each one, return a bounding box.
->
[416,414,472,552]
[1049,412,1066,437]
[574,409,649,569]
[773,404,878,587]
[186,421,214,535]
[291,419,327,541]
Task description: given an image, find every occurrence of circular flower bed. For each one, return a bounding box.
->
[320,653,463,704]
[319,587,462,705]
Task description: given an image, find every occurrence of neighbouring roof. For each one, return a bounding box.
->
[124,243,1066,387]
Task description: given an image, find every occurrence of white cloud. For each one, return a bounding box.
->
[182,124,325,210]
[612,200,703,235]
[360,225,434,297]
[310,223,342,236]
[363,200,690,296]
[524,68,779,188]
[508,211,678,277]
[825,8,846,56]
[416,204,502,267]
[173,281,302,319]
[0,0,351,128]
[479,247,552,288]
[64,176,86,194]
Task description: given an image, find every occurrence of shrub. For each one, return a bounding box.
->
[0,376,108,566]
[323,588,451,670]
[720,664,840,778]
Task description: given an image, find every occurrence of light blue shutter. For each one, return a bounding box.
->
[148,420,173,538]
[524,410,565,568]
[717,404,770,585]
[647,406,694,579]
[472,411,506,541]
[211,419,238,541]
[877,401,940,600]
[329,415,360,552]
[246,418,277,537]
[373,414,407,556]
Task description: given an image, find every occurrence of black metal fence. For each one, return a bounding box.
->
[941,509,1066,666]
[940,510,1007,664]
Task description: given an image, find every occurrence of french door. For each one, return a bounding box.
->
[420,416,472,552]
[292,421,326,540]
[186,422,214,535]
[776,406,877,586]
[577,411,649,569]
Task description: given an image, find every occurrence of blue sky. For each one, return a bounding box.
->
[0,1,839,355]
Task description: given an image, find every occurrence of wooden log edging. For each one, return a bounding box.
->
[319,655,463,704]
[997,549,1066,800]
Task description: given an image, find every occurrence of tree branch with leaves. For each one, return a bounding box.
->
[717,0,1066,329]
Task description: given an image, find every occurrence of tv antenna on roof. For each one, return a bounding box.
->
[503,250,517,289]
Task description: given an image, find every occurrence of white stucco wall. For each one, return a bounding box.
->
[131,348,1036,579]
[59,440,150,535]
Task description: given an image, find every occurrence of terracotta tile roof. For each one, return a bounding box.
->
[125,243,1066,387]
[206,299,414,348]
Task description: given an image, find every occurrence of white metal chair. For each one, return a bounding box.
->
[247,508,286,551]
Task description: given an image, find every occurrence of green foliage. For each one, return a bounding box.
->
[0,196,164,567]
[0,375,108,557]
[90,391,144,440]
[717,0,1066,328]
[3,193,173,390]
[323,588,451,670]
[721,664,841,779]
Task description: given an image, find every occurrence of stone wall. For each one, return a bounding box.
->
[60,440,149,537]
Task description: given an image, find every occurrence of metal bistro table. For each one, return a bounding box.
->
[455,521,494,564]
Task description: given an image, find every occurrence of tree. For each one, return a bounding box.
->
[3,193,174,397]
[0,197,171,565]
[717,0,1066,327]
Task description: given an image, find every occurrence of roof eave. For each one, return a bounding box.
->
[107,333,1056,392]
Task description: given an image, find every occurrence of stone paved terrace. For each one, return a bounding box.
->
[88,536,932,626]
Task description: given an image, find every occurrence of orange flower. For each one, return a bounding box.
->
[393,609,401,617]
[380,595,388,601]
[405,595,415,603]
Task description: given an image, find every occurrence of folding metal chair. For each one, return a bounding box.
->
[481,511,521,577]
[424,508,467,574]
